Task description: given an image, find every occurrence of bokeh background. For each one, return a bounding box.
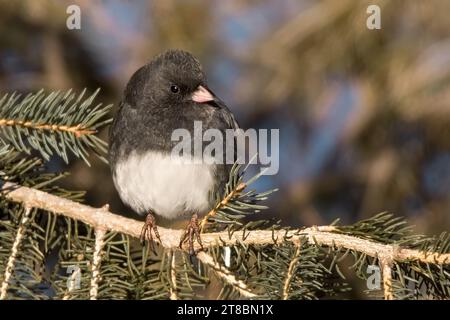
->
[1,0,449,259]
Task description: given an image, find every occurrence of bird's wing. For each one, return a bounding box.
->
[205,97,241,193]
[208,97,240,131]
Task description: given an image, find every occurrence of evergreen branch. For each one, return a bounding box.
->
[381,258,393,300]
[0,120,96,137]
[200,182,246,232]
[2,182,449,266]
[0,89,112,165]
[89,228,106,300]
[201,164,277,232]
[255,240,338,299]
[0,206,31,300]
[282,243,301,300]
[0,147,84,201]
[169,250,178,300]
[196,251,257,298]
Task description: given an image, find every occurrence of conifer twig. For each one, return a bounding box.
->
[0,206,32,300]
[0,89,112,164]
[0,119,96,137]
[282,243,301,300]
[169,250,178,300]
[90,228,106,300]
[380,258,393,300]
[196,251,257,298]
[1,182,450,267]
[200,182,247,232]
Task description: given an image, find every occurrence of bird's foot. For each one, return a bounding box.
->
[179,213,204,256]
[140,212,162,253]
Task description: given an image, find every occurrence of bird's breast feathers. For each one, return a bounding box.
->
[113,151,215,219]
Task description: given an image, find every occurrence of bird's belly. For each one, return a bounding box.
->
[113,151,215,219]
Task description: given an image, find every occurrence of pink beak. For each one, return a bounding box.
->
[192,85,215,103]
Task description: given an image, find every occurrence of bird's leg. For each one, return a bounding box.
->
[179,213,204,255]
[140,211,162,253]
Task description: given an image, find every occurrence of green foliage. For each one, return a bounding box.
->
[204,163,278,232]
[0,89,112,165]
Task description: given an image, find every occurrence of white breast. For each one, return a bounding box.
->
[113,151,215,219]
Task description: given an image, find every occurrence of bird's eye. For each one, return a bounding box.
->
[170,85,179,93]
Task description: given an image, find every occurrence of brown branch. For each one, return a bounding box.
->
[200,182,246,232]
[89,228,106,300]
[282,243,301,300]
[196,251,257,298]
[2,182,450,268]
[169,250,178,300]
[0,207,32,300]
[0,119,96,137]
[380,258,393,300]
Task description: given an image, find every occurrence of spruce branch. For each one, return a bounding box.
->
[2,182,449,265]
[282,243,301,300]
[0,89,112,165]
[200,182,246,232]
[380,258,393,300]
[0,206,32,299]
[196,251,257,298]
[168,249,178,300]
[201,163,277,232]
[0,146,80,195]
[0,119,96,136]
[1,181,450,299]
[89,228,106,300]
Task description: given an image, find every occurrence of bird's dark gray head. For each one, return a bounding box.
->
[123,50,214,109]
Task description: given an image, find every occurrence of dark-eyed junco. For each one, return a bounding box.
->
[109,50,238,254]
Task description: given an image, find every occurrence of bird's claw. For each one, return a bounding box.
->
[179,213,204,256]
[140,212,162,253]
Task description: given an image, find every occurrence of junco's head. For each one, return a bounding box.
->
[124,50,214,109]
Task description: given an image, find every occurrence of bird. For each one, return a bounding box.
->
[109,49,239,255]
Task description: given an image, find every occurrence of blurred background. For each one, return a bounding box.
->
[0,0,449,245]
